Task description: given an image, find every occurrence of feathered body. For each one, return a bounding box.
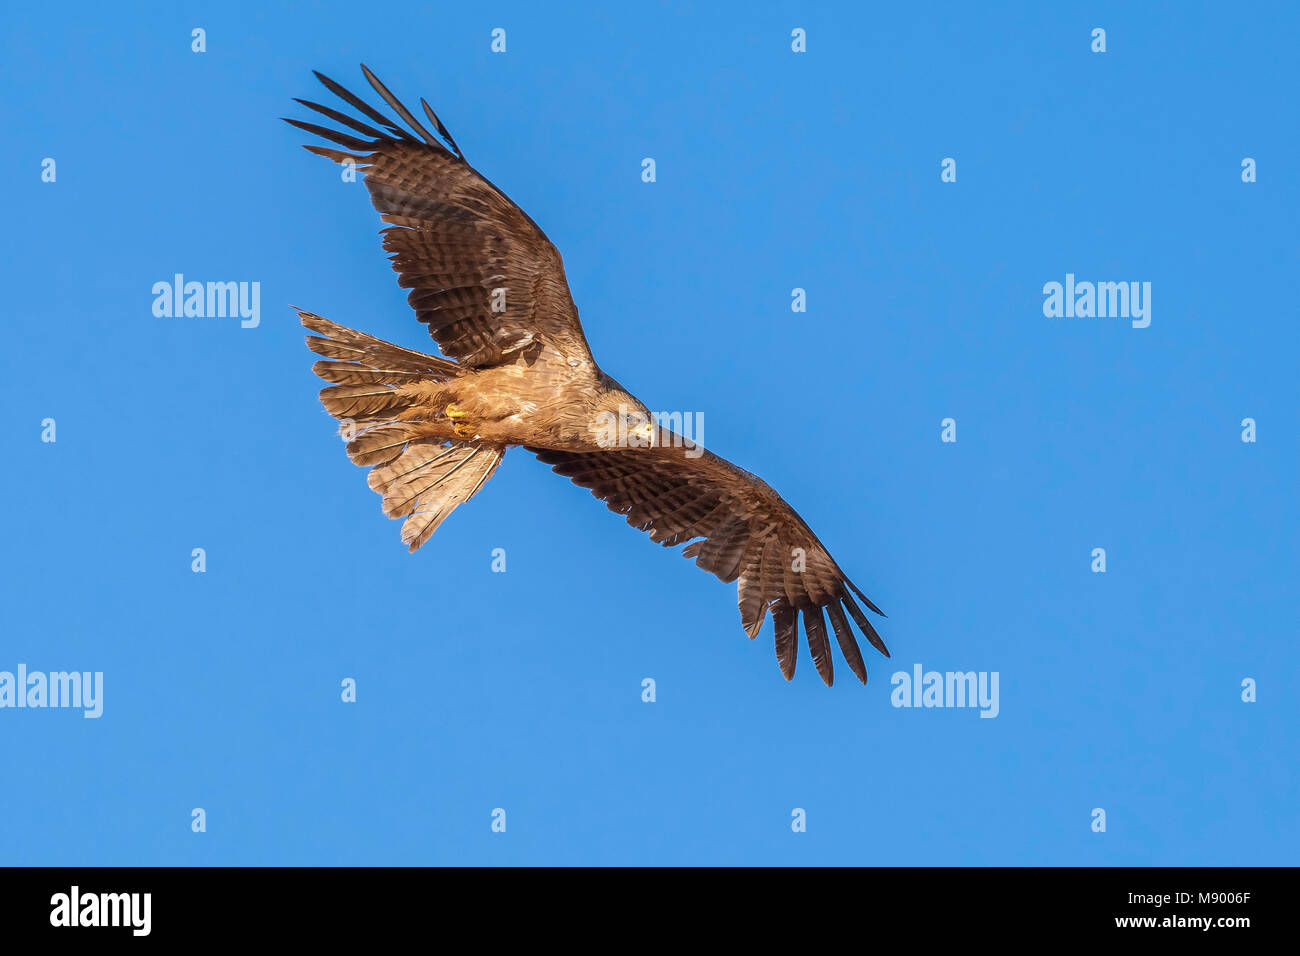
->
[286,66,892,685]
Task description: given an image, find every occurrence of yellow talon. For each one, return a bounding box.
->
[446,403,475,437]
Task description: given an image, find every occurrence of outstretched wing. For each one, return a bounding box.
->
[285,65,595,369]
[530,432,888,686]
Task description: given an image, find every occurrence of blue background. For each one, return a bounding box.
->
[2,1,1295,865]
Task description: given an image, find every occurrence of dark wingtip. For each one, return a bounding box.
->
[848,579,886,617]
[803,607,835,687]
[311,67,407,137]
[359,63,441,147]
[825,601,868,684]
[421,97,463,160]
[283,117,372,150]
[840,590,890,658]
[772,604,797,681]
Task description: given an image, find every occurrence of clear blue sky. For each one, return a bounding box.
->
[2,1,1296,865]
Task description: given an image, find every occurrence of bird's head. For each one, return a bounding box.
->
[590,392,657,449]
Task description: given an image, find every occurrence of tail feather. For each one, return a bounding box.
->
[346,423,423,466]
[311,362,426,386]
[319,383,413,419]
[300,309,504,551]
[300,309,459,376]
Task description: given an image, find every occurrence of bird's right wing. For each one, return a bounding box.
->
[531,433,889,686]
[285,65,597,370]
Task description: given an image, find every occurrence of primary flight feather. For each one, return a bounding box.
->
[285,65,890,686]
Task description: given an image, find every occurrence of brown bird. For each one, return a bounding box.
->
[285,65,890,685]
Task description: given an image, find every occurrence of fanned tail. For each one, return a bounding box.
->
[300,309,505,550]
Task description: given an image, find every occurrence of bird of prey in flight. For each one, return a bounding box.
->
[285,66,890,686]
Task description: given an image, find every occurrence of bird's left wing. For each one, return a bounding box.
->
[285,66,597,370]
[530,434,888,686]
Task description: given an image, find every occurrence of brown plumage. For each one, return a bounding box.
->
[286,66,891,686]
